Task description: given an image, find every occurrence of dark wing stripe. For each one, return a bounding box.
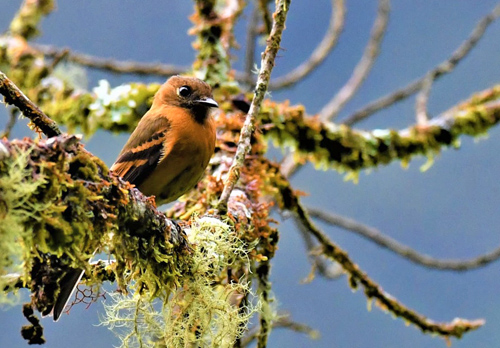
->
[112,131,166,187]
[114,131,165,164]
[121,160,159,187]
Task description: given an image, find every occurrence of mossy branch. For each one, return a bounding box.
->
[0,135,190,302]
[9,0,55,40]
[0,70,61,137]
[262,86,500,176]
[273,174,485,340]
[218,0,291,211]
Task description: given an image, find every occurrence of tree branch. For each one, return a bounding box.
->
[319,0,389,120]
[288,196,484,338]
[33,44,188,77]
[218,0,291,211]
[269,0,346,90]
[9,0,55,40]
[342,2,500,126]
[241,313,319,347]
[262,85,500,175]
[0,70,61,137]
[308,207,500,271]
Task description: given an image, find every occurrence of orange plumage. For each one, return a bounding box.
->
[111,75,218,205]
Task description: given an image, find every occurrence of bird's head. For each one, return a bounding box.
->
[153,76,218,123]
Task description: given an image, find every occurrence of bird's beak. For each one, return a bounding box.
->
[195,97,219,108]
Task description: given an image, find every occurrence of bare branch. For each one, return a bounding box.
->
[241,313,319,347]
[269,0,346,90]
[218,0,291,211]
[292,213,343,280]
[1,109,18,139]
[291,200,484,338]
[319,0,390,120]
[343,2,500,126]
[244,4,261,82]
[415,72,434,125]
[257,0,273,35]
[308,207,500,271]
[0,70,61,137]
[34,44,188,77]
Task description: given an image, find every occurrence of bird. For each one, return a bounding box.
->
[47,76,218,321]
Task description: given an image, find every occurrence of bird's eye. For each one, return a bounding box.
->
[178,86,192,97]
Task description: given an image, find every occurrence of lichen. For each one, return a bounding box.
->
[102,216,259,348]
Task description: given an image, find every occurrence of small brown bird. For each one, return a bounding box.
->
[111,75,218,204]
[48,76,218,321]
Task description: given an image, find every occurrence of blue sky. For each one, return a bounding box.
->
[2,1,500,347]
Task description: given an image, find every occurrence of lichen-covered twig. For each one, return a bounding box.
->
[288,195,484,338]
[218,0,291,211]
[244,5,261,84]
[191,0,243,86]
[319,0,389,120]
[0,70,61,137]
[33,44,188,77]
[262,85,500,175]
[241,313,319,347]
[308,207,500,271]
[269,0,345,90]
[343,2,500,126]
[9,0,55,40]
[293,213,343,279]
[257,0,273,35]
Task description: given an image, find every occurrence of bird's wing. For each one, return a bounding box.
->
[111,113,171,187]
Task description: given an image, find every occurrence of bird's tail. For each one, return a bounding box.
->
[44,268,85,321]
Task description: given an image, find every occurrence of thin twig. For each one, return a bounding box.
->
[241,313,319,347]
[244,4,260,83]
[292,213,343,280]
[33,44,188,77]
[0,70,61,137]
[290,198,484,338]
[217,0,291,211]
[319,0,390,120]
[308,207,500,271]
[256,261,272,348]
[1,108,19,139]
[342,2,500,126]
[257,0,273,35]
[415,72,434,125]
[269,0,346,90]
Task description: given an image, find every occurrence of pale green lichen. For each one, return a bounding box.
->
[102,216,260,348]
[0,145,47,302]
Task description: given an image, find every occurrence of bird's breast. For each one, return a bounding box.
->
[138,114,216,205]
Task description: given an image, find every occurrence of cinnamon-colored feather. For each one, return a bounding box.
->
[111,75,217,205]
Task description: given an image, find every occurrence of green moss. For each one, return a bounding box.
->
[102,216,259,348]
